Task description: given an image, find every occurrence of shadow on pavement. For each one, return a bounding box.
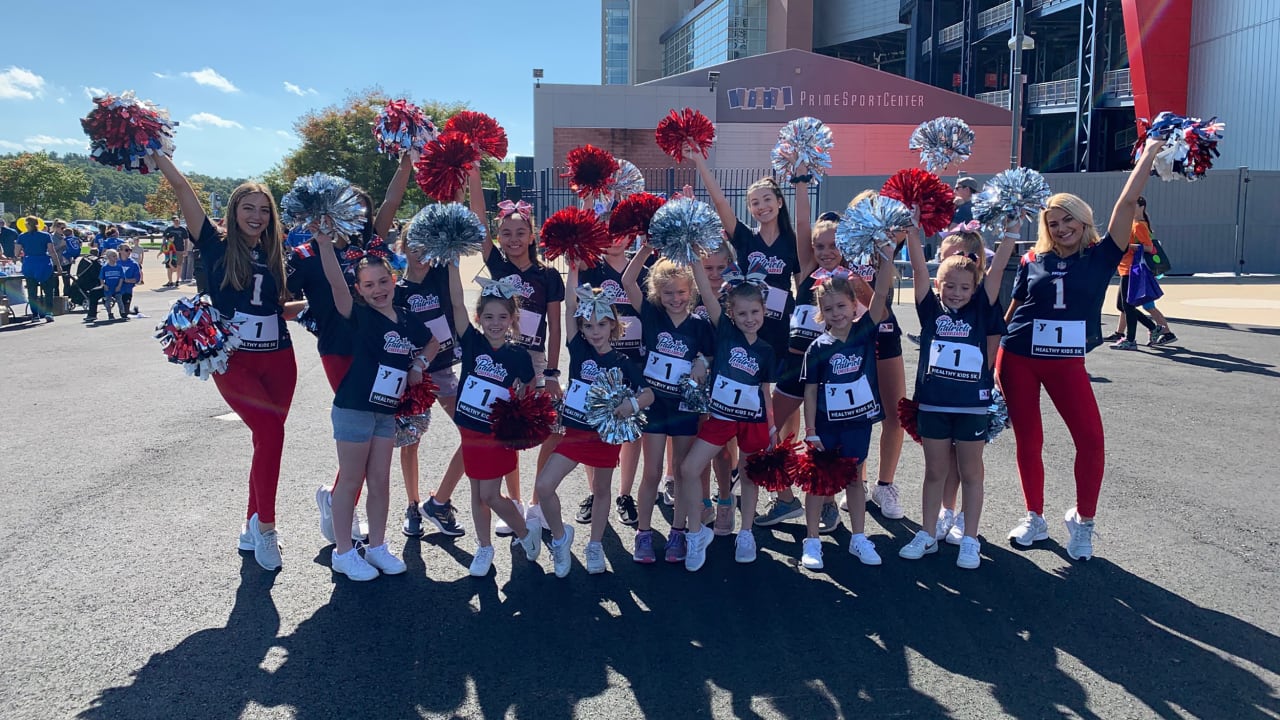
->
[1152,346,1279,378]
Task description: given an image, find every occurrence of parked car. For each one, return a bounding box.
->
[138,220,168,233]
[74,220,107,235]
[113,223,147,237]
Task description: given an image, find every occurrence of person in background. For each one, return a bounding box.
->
[46,220,68,300]
[952,178,979,225]
[118,244,140,319]
[75,248,103,322]
[59,226,82,300]
[100,248,125,321]
[0,218,18,260]
[1105,197,1177,347]
[163,216,190,288]
[16,216,59,322]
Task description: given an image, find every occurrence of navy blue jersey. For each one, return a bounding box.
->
[196,220,291,352]
[453,325,536,433]
[484,252,566,352]
[560,334,650,432]
[286,240,359,356]
[915,292,1002,410]
[640,301,715,399]
[333,304,433,413]
[579,261,645,358]
[708,320,775,423]
[730,221,799,351]
[789,273,829,353]
[1002,238,1123,358]
[802,314,883,430]
[396,266,458,372]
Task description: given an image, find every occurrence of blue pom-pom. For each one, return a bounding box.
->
[836,195,912,266]
[647,197,723,266]
[280,173,367,238]
[404,202,487,267]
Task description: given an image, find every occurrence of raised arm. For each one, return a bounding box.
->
[373,149,419,237]
[621,244,652,311]
[792,161,813,275]
[984,220,1020,306]
[905,223,932,305]
[152,153,209,237]
[448,262,470,333]
[466,166,494,263]
[691,258,721,326]
[689,151,737,233]
[1107,137,1161,248]
[867,254,897,324]
[316,231,354,318]
[565,263,580,334]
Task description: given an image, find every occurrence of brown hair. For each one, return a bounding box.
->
[575,287,625,341]
[746,177,795,241]
[219,182,288,304]
[723,282,766,315]
[939,231,987,274]
[1035,193,1099,257]
[812,276,859,325]
[937,254,982,286]
[475,293,521,330]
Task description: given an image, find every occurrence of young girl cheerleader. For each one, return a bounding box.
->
[315,229,438,580]
[446,258,542,577]
[535,266,655,577]
[799,258,896,570]
[898,215,1017,569]
[691,242,738,535]
[154,153,296,572]
[623,246,715,564]
[682,258,778,571]
[999,138,1162,561]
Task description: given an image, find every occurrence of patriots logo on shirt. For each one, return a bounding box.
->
[382,332,415,355]
[406,293,440,313]
[474,355,508,382]
[935,316,972,338]
[580,359,602,382]
[828,352,863,375]
[727,347,759,375]
[748,251,787,275]
[498,273,536,299]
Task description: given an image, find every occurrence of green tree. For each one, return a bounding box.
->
[0,152,90,216]
[146,176,205,218]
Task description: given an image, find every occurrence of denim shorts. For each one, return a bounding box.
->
[331,405,396,443]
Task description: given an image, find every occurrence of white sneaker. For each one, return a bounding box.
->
[315,486,336,544]
[898,530,938,560]
[1064,507,1095,561]
[1008,511,1049,547]
[957,536,982,569]
[585,541,607,574]
[801,537,824,570]
[238,517,256,551]
[734,529,757,563]
[660,477,677,507]
[518,521,542,563]
[526,503,552,532]
[871,484,905,519]
[847,533,882,566]
[332,547,378,581]
[551,526,575,577]
[363,543,407,575]
[469,545,495,576]
[935,508,956,541]
[946,511,966,546]
[351,511,368,544]
[684,525,714,572]
[496,500,524,537]
[248,515,282,571]
[838,492,849,512]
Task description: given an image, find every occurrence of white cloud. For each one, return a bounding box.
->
[26,135,83,146]
[283,81,317,97]
[0,140,25,150]
[0,67,46,100]
[0,135,87,152]
[187,112,244,129]
[275,130,294,138]
[83,86,106,100]
[181,160,195,168]
[153,71,171,79]
[182,67,239,93]
[56,97,65,104]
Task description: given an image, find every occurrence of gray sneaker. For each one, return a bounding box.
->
[1008,511,1049,547]
[551,526,575,578]
[755,497,803,526]
[871,483,904,519]
[818,502,841,535]
[402,503,424,537]
[249,515,282,571]
[585,541,607,574]
[1064,507,1095,561]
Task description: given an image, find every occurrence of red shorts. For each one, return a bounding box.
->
[459,427,518,480]
[697,417,769,454]
[555,427,621,468]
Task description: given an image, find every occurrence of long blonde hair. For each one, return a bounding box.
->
[220,182,288,303]
[1034,193,1099,257]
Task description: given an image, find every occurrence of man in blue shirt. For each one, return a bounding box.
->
[0,219,18,259]
[16,216,58,321]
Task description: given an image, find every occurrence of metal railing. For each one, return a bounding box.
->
[1104,68,1133,98]
[975,89,1011,109]
[978,0,1014,31]
[1051,60,1078,81]
[940,21,964,44]
[1027,78,1078,108]
[921,36,933,55]
[1031,0,1072,10]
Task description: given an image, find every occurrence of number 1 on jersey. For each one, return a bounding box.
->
[1051,277,1066,309]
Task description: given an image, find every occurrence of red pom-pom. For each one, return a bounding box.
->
[880,168,956,236]
[395,376,441,419]
[608,192,667,239]
[540,207,612,268]
[794,443,860,497]
[655,108,715,162]
[744,435,803,492]
[414,131,480,202]
[489,384,557,450]
[443,111,508,159]
[898,397,922,444]
[561,145,620,199]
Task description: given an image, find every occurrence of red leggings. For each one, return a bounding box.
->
[213,348,298,523]
[995,348,1104,518]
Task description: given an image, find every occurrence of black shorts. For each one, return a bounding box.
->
[876,316,903,360]
[774,352,805,398]
[917,410,988,442]
[818,424,873,460]
[643,396,701,437]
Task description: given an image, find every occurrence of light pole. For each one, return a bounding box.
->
[1008,0,1034,169]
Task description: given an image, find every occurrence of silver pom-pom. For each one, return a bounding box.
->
[909,117,975,173]
[404,202,487,267]
[647,197,724,266]
[972,167,1052,231]
[394,412,432,448]
[585,367,647,445]
[985,388,1010,443]
[677,373,711,414]
[771,117,834,182]
[836,195,912,266]
[610,159,645,202]
[280,173,367,238]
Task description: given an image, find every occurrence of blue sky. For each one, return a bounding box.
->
[0,1,603,178]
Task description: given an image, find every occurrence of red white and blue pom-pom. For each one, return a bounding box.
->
[562,145,620,200]
[836,195,912,266]
[898,397,922,444]
[373,99,437,158]
[655,108,715,162]
[489,382,558,450]
[647,197,724,266]
[972,167,1051,231]
[608,192,666,240]
[909,117,975,173]
[1135,111,1224,182]
[881,168,956,236]
[414,131,481,202]
[540,207,611,269]
[394,375,441,447]
[985,388,1010,443]
[744,435,802,492]
[771,117,834,182]
[443,111,508,159]
[80,91,177,174]
[155,296,241,380]
[584,367,647,444]
[794,443,859,496]
[280,173,367,237]
[404,202,487,267]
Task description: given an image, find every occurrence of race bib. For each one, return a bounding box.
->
[710,376,762,419]
[790,304,824,336]
[370,365,408,407]
[927,340,984,382]
[234,312,280,351]
[458,375,508,422]
[1031,319,1085,357]
[425,315,454,353]
[764,286,789,318]
[617,316,643,348]
[517,310,544,347]
[644,353,692,392]
[825,376,878,421]
[563,378,590,419]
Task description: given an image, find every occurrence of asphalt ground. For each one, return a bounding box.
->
[1,280,1278,720]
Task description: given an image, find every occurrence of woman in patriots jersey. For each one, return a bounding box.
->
[998,137,1162,561]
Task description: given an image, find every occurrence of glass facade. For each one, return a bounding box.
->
[603,0,631,85]
[662,0,768,77]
